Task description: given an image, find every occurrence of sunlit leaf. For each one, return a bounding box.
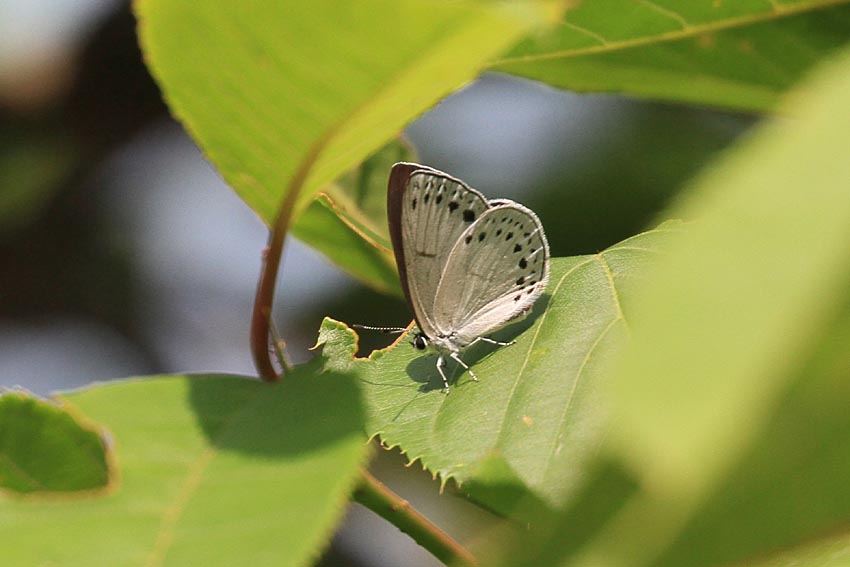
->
[492,2,850,112]
[0,373,368,566]
[137,0,556,224]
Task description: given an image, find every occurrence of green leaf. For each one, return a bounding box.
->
[653,294,850,567]
[292,193,400,295]
[136,0,555,226]
[322,137,416,252]
[491,2,850,112]
[289,138,415,295]
[746,528,850,567]
[0,393,110,494]
[316,223,681,512]
[548,42,850,567]
[0,372,368,566]
[459,452,556,523]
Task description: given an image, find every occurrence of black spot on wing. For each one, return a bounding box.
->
[519,258,528,269]
[449,201,458,212]
[463,210,476,222]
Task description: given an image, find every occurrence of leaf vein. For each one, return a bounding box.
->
[605,245,662,254]
[634,0,691,30]
[145,388,265,566]
[493,256,595,444]
[596,254,630,336]
[543,314,622,479]
[608,226,684,248]
[561,20,610,46]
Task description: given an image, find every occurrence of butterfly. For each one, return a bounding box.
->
[378,162,550,391]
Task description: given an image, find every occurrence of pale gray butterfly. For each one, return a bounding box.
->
[368,162,550,392]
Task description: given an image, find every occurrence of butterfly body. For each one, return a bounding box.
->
[387,163,550,391]
[411,330,476,358]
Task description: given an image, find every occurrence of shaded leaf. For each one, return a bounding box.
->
[0,393,110,494]
[459,452,556,524]
[289,138,415,295]
[322,137,415,251]
[0,372,368,566]
[293,193,400,296]
[316,223,680,512]
[492,2,850,112]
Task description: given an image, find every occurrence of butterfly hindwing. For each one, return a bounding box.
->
[433,203,550,344]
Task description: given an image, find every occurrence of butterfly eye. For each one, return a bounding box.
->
[413,333,429,351]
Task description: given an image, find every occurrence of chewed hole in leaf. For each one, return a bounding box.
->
[0,393,112,495]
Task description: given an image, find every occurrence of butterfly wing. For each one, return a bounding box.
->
[387,162,489,338]
[432,202,550,346]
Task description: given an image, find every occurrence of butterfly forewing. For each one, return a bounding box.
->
[433,203,550,344]
[387,163,488,338]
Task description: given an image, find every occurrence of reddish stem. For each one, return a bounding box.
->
[353,468,479,567]
[250,134,330,381]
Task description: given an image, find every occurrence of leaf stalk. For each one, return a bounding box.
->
[250,132,333,381]
[353,468,479,567]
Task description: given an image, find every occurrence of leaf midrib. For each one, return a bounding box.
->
[493,0,849,65]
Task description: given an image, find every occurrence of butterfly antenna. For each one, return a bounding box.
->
[352,324,408,334]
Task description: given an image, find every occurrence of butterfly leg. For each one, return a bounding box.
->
[472,336,516,348]
[450,351,478,382]
[436,355,451,392]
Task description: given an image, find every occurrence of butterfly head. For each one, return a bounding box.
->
[412,332,429,351]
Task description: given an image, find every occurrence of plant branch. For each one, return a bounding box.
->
[250,133,334,381]
[250,185,298,381]
[353,468,479,567]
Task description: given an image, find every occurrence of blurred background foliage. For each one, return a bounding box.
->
[2,1,847,565]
